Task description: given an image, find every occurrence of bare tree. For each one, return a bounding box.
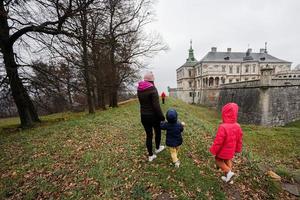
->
[0,0,93,127]
[28,61,81,113]
[102,0,167,107]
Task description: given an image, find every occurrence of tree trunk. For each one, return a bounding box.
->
[2,47,40,127]
[110,82,118,107]
[96,68,106,110]
[0,2,40,127]
[96,80,106,109]
[67,81,73,106]
[109,43,118,107]
[80,5,95,114]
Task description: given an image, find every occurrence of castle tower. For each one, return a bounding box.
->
[186,40,196,62]
[260,64,274,86]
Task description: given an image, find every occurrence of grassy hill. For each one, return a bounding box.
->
[0,98,299,199]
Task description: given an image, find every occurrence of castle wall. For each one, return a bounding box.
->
[198,88,220,107]
[218,87,262,125]
[267,85,300,126]
[216,79,300,126]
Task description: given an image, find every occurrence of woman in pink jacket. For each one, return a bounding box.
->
[210,103,243,182]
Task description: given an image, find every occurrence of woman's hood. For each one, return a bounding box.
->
[222,103,239,123]
[137,81,153,91]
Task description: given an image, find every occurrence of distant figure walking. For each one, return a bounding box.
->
[161,109,185,168]
[137,71,166,162]
[209,103,243,183]
[161,92,166,104]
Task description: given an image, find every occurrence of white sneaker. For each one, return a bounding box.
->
[148,154,157,162]
[155,145,165,154]
[221,171,235,182]
[221,176,227,182]
[174,160,180,168]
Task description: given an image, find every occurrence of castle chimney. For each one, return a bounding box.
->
[260,48,265,53]
[247,48,252,53]
[227,48,231,53]
[211,47,217,52]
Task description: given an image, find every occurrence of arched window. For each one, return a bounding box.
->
[215,77,220,86]
[209,77,214,86]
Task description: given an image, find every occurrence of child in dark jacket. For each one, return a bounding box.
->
[210,103,243,182]
[160,109,184,168]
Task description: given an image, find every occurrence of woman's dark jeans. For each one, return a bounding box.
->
[141,114,161,156]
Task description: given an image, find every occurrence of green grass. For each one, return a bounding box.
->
[0,98,298,199]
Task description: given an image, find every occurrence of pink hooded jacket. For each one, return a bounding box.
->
[209,103,243,160]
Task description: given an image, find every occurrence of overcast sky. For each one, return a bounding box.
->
[143,0,300,93]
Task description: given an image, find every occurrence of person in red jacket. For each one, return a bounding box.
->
[161,92,166,104]
[209,103,243,182]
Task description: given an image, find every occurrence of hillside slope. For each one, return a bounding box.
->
[0,98,299,199]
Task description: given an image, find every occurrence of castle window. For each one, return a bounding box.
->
[229,66,233,74]
[189,81,192,88]
[260,57,266,61]
[215,77,220,86]
[237,66,240,73]
[245,65,249,73]
[229,79,232,83]
[245,78,249,81]
[189,92,193,97]
[214,65,219,69]
[253,64,256,72]
[221,77,225,84]
[222,65,226,72]
[209,77,214,86]
[189,70,192,77]
[236,79,240,82]
[279,76,282,78]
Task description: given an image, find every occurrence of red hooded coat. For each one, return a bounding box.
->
[209,103,243,160]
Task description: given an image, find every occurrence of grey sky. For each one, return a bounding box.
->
[144,0,300,93]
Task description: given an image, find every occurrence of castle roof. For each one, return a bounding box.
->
[200,50,291,63]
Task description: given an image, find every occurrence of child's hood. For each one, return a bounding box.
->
[166,109,178,123]
[222,103,238,123]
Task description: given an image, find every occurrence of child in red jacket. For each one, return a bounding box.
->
[210,103,243,182]
[161,92,166,104]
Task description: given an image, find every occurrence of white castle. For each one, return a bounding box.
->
[171,41,300,103]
